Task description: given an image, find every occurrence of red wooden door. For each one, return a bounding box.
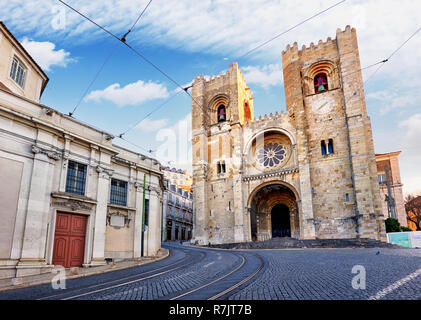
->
[52,213,87,268]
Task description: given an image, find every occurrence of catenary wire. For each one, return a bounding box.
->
[119,89,184,137]
[57,0,419,166]
[57,0,211,124]
[313,26,421,147]
[364,27,421,84]
[69,43,119,116]
[67,0,153,116]
[237,0,347,60]
[58,0,348,153]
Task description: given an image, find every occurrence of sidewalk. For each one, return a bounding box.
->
[0,248,169,292]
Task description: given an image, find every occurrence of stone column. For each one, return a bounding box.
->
[161,191,168,242]
[16,145,61,277]
[232,126,245,243]
[133,179,144,258]
[58,135,72,192]
[146,187,161,256]
[298,163,316,239]
[90,165,112,266]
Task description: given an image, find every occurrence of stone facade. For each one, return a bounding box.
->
[191,26,386,245]
[375,151,407,227]
[0,22,164,279]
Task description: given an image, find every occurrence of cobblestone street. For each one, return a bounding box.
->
[0,243,419,300]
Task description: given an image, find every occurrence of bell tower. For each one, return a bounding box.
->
[282,26,385,240]
[191,62,254,245]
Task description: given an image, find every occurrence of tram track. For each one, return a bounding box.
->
[8,244,265,301]
[37,247,205,300]
[208,253,264,300]
[169,250,265,300]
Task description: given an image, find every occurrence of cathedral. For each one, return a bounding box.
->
[191,26,386,245]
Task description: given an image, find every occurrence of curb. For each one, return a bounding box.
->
[0,248,170,293]
[185,243,405,252]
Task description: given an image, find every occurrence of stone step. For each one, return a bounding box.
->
[208,237,403,250]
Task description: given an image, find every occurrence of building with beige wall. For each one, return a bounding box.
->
[162,166,193,192]
[0,22,164,279]
[191,26,386,245]
[0,22,48,103]
[375,151,407,227]
[161,167,193,241]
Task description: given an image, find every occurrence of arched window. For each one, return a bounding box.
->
[321,140,327,155]
[244,102,251,123]
[328,139,334,154]
[314,73,328,93]
[217,105,226,122]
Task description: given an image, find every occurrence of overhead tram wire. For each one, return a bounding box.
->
[66,0,153,117]
[236,0,347,60]
[364,26,421,84]
[118,89,184,138]
[117,0,350,133]
[313,25,421,146]
[121,21,421,160]
[59,0,346,140]
[57,0,211,125]
[57,0,352,158]
[121,0,153,43]
[117,136,172,166]
[69,43,119,117]
[56,0,205,161]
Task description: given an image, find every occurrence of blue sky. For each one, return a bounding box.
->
[1,0,420,195]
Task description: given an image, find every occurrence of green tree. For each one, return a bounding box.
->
[385,218,401,233]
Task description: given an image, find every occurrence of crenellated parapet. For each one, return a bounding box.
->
[246,109,290,127]
[192,61,254,127]
[282,25,355,58]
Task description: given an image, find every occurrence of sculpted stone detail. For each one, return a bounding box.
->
[96,165,114,178]
[243,167,299,182]
[32,145,61,160]
[107,210,131,228]
[53,200,92,212]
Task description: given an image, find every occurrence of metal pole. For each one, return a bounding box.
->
[385,165,396,219]
[141,174,146,257]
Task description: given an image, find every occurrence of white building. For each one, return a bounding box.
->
[0,22,164,279]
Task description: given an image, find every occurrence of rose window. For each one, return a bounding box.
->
[257,143,286,167]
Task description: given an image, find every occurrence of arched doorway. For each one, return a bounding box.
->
[248,182,299,241]
[271,204,291,238]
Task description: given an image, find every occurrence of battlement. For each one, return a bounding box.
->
[248,110,289,125]
[282,25,356,56]
[193,62,236,85]
[192,62,250,92]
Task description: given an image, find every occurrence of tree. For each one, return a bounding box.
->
[405,195,421,231]
[385,218,401,233]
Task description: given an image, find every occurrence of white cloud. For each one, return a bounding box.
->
[242,64,283,89]
[85,80,169,106]
[5,1,421,77]
[156,113,192,171]
[367,90,418,115]
[136,118,168,132]
[21,38,74,71]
